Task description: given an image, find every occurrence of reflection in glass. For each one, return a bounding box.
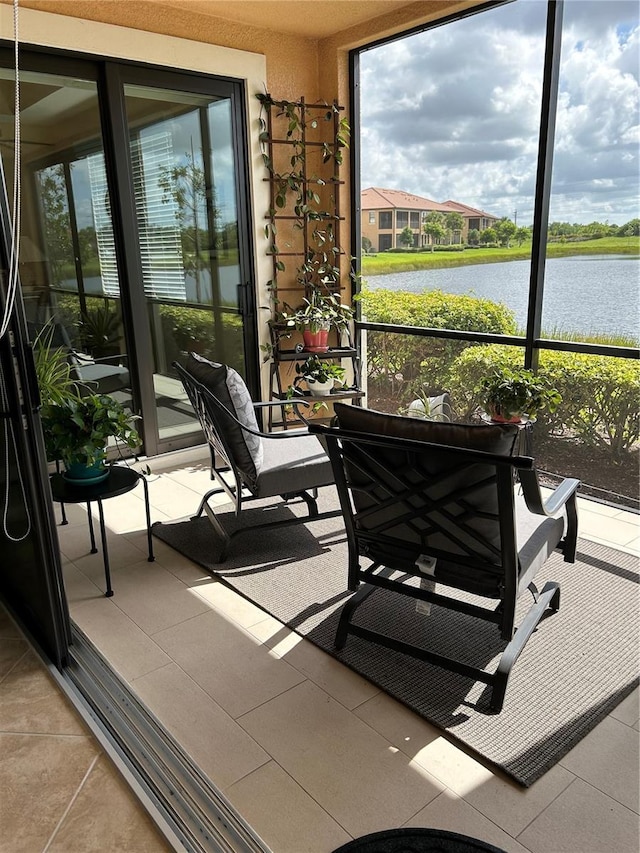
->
[124,85,245,441]
[0,69,131,406]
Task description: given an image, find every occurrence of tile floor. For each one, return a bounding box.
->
[3,450,639,852]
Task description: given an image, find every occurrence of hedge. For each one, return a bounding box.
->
[361,288,517,402]
[446,344,640,458]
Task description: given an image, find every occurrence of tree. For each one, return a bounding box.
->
[618,219,640,237]
[444,211,464,244]
[158,151,217,303]
[494,217,517,247]
[480,227,497,245]
[362,235,373,254]
[35,164,74,286]
[422,212,445,252]
[515,226,531,246]
[399,225,414,248]
[467,228,480,246]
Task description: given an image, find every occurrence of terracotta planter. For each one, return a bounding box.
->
[488,409,523,424]
[302,328,329,352]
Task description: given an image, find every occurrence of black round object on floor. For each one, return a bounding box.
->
[331,828,508,853]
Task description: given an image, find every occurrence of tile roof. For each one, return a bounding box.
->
[361,187,450,213]
[362,187,498,220]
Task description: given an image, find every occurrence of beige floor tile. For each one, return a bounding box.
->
[578,510,639,548]
[249,616,380,710]
[238,680,444,839]
[517,777,640,853]
[0,732,98,853]
[47,754,171,852]
[126,530,209,585]
[70,597,171,682]
[404,789,532,853]
[225,760,352,853]
[99,559,210,635]
[576,497,631,518]
[59,527,149,586]
[62,560,105,604]
[610,688,640,727]
[558,715,639,813]
[0,606,24,640]
[152,610,305,718]
[353,691,575,837]
[190,577,271,629]
[0,637,28,679]
[131,662,269,789]
[0,650,87,736]
[623,535,640,555]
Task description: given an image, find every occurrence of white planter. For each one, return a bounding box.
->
[306,377,335,397]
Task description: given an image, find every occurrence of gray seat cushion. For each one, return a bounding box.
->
[255,433,334,498]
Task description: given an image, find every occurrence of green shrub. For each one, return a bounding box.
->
[538,351,640,457]
[446,344,523,419]
[361,289,517,405]
[446,345,640,458]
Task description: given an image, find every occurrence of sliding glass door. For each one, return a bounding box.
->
[0,53,255,459]
[121,81,248,444]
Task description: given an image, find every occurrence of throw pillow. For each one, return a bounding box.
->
[185,353,263,486]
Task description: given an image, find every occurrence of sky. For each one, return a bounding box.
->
[359,0,639,226]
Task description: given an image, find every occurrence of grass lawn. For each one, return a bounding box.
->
[361,236,640,276]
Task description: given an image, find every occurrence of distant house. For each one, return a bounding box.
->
[361,187,499,251]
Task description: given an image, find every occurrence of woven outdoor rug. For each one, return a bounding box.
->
[152,494,639,787]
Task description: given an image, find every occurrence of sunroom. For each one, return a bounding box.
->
[0,1,638,851]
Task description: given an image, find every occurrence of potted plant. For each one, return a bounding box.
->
[480,366,561,422]
[40,393,140,484]
[282,290,354,352]
[293,354,346,397]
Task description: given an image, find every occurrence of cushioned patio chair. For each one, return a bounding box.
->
[309,403,580,713]
[174,353,341,561]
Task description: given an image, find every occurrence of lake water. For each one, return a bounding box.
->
[366,255,640,344]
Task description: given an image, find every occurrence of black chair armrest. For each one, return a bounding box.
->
[519,468,580,517]
[201,391,313,439]
[520,468,580,562]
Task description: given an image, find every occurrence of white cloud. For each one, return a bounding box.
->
[360,0,639,225]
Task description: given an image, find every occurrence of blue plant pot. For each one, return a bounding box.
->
[63,461,110,486]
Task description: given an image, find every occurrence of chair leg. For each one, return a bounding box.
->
[490,580,560,712]
[335,583,377,650]
[194,486,225,519]
[203,502,231,563]
[562,492,579,562]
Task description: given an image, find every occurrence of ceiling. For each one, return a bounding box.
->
[155,0,418,39]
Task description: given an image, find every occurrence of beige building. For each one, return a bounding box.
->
[361,186,499,251]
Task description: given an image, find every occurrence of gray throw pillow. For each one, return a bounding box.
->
[186,353,263,487]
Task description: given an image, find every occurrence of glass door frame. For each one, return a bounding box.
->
[100,61,257,458]
[0,46,259,460]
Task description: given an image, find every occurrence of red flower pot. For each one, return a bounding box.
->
[302,328,329,352]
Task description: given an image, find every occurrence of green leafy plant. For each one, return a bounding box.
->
[79,306,122,358]
[32,321,75,405]
[40,393,140,468]
[294,354,346,386]
[481,366,561,421]
[282,291,354,333]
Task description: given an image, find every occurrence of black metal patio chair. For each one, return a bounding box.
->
[174,353,341,561]
[309,403,580,713]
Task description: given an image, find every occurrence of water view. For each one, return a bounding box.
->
[366,255,640,344]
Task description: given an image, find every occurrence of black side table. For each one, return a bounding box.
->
[50,466,154,597]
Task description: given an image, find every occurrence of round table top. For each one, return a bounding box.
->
[49,465,142,504]
[332,828,507,853]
